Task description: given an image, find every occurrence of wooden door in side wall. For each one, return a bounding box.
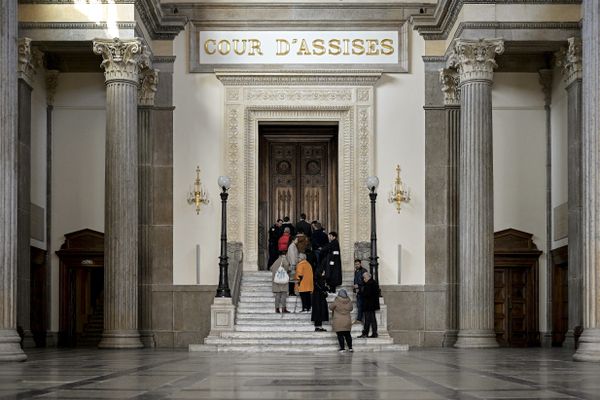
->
[494,229,542,347]
[551,245,568,346]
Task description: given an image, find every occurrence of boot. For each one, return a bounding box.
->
[276,308,280,313]
[282,308,290,313]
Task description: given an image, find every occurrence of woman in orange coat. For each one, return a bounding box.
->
[295,253,313,312]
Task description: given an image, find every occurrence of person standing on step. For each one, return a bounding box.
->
[271,250,291,313]
[278,226,292,253]
[287,235,300,296]
[320,231,342,293]
[296,213,312,240]
[329,288,354,353]
[295,253,313,312]
[268,219,283,269]
[357,271,380,338]
[311,266,329,331]
[310,221,328,264]
[352,259,368,324]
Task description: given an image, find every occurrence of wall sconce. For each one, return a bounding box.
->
[388,164,411,213]
[187,166,209,214]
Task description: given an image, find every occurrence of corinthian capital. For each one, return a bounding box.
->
[18,38,43,87]
[93,38,150,83]
[440,68,460,106]
[448,38,504,83]
[138,68,159,106]
[556,37,582,87]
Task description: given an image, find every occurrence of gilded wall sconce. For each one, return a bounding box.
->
[187,166,209,214]
[388,164,411,213]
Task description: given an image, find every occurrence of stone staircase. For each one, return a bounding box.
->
[191,271,408,352]
[77,295,103,347]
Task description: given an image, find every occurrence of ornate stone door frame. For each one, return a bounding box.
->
[216,69,381,271]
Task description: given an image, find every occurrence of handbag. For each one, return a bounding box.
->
[273,264,290,284]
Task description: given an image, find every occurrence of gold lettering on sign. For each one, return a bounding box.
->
[202,36,396,58]
[204,39,216,55]
[249,39,263,56]
[276,39,290,55]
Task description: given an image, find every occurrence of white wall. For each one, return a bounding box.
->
[31,71,48,249]
[50,73,106,331]
[374,29,425,285]
[492,73,548,332]
[171,26,427,285]
[551,68,568,250]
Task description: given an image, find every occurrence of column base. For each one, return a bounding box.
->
[0,330,27,361]
[443,330,458,347]
[98,331,143,349]
[140,330,156,348]
[21,330,36,348]
[573,328,600,362]
[454,330,499,348]
[540,331,553,348]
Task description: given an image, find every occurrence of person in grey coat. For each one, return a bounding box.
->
[271,251,291,313]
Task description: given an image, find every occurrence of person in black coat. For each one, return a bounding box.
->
[267,219,283,269]
[282,216,296,237]
[311,265,329,332]
[295,213,312,240]
[320,231,342,293]
[357,271,380,338]
[310,221,329,266]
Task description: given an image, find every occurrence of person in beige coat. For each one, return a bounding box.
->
[329,289,354,352]
[271,252,291,313]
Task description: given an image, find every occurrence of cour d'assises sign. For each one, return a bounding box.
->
[189,25,409,73]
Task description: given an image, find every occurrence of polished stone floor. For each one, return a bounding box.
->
[0,348,599,399]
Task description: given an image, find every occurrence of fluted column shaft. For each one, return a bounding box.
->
[0,0,27,361]
[94,38,147,349]
[574,0,600,362]
[450,38,503,349]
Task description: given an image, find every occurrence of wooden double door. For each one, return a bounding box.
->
[258,125,338,269]
[494,229,541,347]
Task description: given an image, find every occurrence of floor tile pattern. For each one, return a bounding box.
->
[0,348,599,399]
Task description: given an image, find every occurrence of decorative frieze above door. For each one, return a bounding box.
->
[217,69,380,270]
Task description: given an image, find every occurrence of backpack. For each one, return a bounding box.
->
[274,264,289,284]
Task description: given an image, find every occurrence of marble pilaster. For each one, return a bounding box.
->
[0,0,27,361]
[440,68,460,347]
[574,1,600,362]
[93,38,148,349]
[17,37,41,349]
[538,69,553,348]
[449,38,504,349]
[557,38,583,349]
[138,67,158,348]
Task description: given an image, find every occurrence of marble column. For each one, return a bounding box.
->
[574,0,600,362]
[440,68,460,347]
[93,38,148,349]
[17,37,42,348]
[138,67,158,348]
[538,69,553,348]
[557,38,583,349]
[0,0,27,361]
[449,38,504,349]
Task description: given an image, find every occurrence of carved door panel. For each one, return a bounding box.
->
[269,142,329,224]
[508,268,529,347]
[270,143,298,223]
[300,144,328,224]
[494,267,534,347]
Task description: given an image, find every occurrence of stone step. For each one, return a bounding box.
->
[220,330,378,339]
[234,324,367,332]
[190,344,408,352]
[236,307,359,315]
[204,337,394,346]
